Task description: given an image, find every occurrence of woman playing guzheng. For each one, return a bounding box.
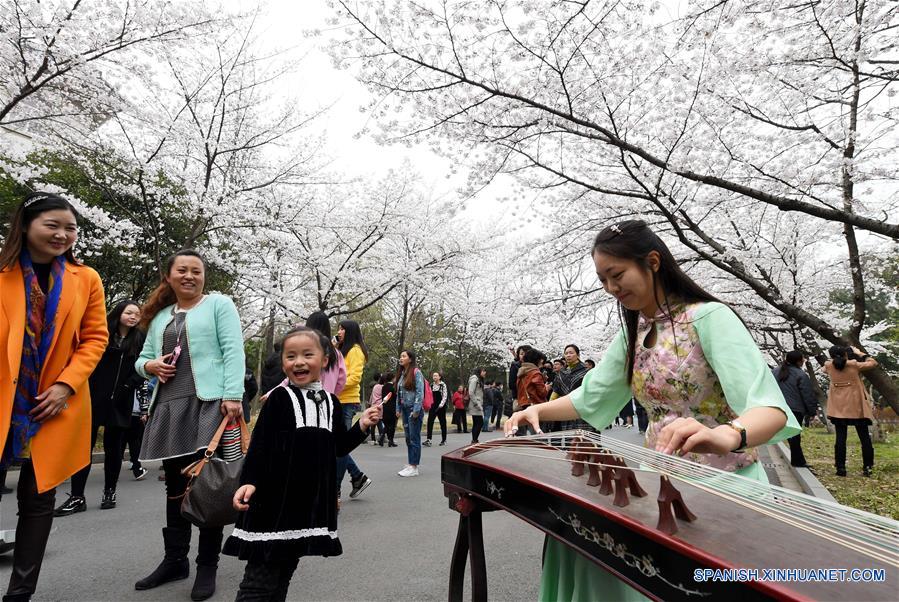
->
[505,220,800,602]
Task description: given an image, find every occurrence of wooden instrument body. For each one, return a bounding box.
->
[442,443,897,602]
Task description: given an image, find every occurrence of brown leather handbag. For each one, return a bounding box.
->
[179,416,250,528]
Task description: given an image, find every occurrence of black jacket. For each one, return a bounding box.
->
[773,365,818,415]
[260,351,285,393]
[223,385,367,562]
[88,331,146,428]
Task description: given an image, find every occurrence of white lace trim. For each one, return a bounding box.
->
[231,527,338,542]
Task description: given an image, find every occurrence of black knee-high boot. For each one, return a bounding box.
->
[4,462,55,602]
[191,527,222,601]
[135,494,191,591]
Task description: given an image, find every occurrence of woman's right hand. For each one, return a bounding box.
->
[505,406,540,437]
[233,484,256,511]
[144,354,176,383]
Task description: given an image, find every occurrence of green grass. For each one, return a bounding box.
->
[800,426,899,520]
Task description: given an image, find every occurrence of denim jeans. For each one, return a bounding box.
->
[401,404,423,465]
[336,403,364,488]
[483,405,493,430]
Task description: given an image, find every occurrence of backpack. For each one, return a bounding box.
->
[419,369,434,411]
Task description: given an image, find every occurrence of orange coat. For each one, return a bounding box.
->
[0,262,107,492]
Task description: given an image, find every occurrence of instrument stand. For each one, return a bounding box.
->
[448,491,490,602]
[656,475,697,535]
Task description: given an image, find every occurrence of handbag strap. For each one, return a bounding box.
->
[206,415,251,457]
[180,414,250,481]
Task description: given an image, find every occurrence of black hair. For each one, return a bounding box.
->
[399,349,418,390]
[473,366,486,388]
[305,311,332,338]
[593,220,724,384]
[564,344,580,356]
[107,299,145,356]
[829,345,848,371]
[778,350,804,382]
[280,326,331,366]
[0,192,81,271]
[515,344,532,359]
[337,319,369,361]
[585,359,596,368]
[522,348,545,365]
[305,311,337,368]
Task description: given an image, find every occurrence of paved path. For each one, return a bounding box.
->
[1,427,544,602]
[0,424,807,601]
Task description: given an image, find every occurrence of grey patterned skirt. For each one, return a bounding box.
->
[140,393,223,462]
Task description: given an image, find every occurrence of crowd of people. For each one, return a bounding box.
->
[0,193,886,602]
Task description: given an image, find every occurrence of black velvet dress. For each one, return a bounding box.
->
[222,383,367,562]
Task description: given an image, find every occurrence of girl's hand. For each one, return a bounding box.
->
[233,484,256,511]
[505,406,541,437]
[30,383,74,422]
[655,417,742,456]
[395,410,401,419]
[145,354,176,383]
[359,406,381,430]
[221,400,243,420]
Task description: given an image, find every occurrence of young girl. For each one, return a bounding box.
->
[452,384,467,433]
[55,299,146,515]
[395,349,424,477]
[467,367,486,444]
[224,327,381,601]
[507,220,799,602]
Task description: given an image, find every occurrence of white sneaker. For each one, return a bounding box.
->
[398,466,419,477]
[397,465,411,476]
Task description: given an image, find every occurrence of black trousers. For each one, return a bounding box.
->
[471,416,484,443]
[834,422,874,470]
[3,461,56,600]
[452,409,467,433]
[382,402,397,443]
[493,405,502,429]
[122,415,145,472]
[162,452,223,566]
[787,411,807,466]
[426,404,447,442]
[70,422,128,497]
[236,558,300,602]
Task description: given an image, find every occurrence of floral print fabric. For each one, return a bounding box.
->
[632,303,757,471]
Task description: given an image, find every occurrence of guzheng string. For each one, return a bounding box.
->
[467,431,899,567]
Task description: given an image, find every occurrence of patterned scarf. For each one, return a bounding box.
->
[1,251,66,465]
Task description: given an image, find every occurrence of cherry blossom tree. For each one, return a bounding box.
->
[328,0,899,409]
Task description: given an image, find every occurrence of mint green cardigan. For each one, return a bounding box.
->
[136,294,246,403]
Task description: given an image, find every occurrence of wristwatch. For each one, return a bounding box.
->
[726,420,747,453]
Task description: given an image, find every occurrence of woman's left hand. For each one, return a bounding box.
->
[655,417,742,456]
[220,400,243,420]
[30,382,75,422]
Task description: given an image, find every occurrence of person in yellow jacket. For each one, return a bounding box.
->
[336,319,372,500]
[0,193,108,600]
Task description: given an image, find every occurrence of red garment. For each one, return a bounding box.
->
[452,391,465,410]
[516,363,548,408]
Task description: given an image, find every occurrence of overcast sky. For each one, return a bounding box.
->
[251,0,521,226]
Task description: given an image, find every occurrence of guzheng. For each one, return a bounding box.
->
[441,431,899,601]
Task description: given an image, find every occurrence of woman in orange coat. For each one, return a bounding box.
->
[0,192,108,601]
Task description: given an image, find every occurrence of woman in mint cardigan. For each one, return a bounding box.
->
[133,249,245,602]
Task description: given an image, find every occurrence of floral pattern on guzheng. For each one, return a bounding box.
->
[632,302,758,472]
[548,506,710,597]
